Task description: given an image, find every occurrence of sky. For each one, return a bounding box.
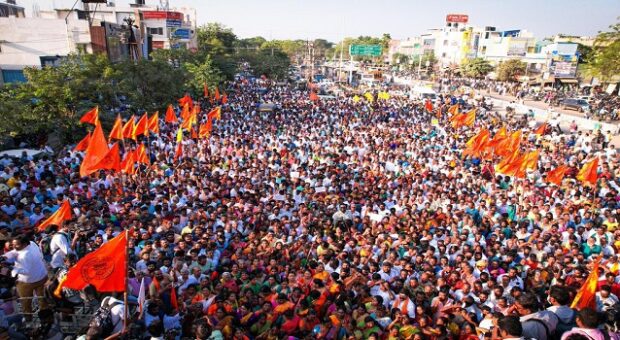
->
[20,0,620,42]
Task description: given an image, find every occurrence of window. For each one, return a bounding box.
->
[148,27,163,36]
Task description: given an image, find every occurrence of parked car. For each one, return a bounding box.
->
[560,98,590,112]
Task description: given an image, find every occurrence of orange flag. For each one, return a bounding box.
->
[121,149,136,174]
[577,158,599,187]
[180,111,197,131]
[37,200,72,232]
[571,257,601,310]
[165,105,178,123]
[309,92,319,101]
[199,119,213,138]
[132,113,149,139]
[122,116,135,139]
[462,109,476,127]
[79,123,110,178]
[170,286,178,310]
[496,149,521,175]
[178,94,193,109]
[221,93,228,104]
[207,107,221,121]
[74,132,91,152]
[203,82,209,98]
[62,230,128,292]
[534,122,548,136]
[148,111,159,134]
[79,106,99,125]
[487,127,508,149]
[174,143,183,161]
[191,127,198,139]
[447,104,459,115]
[180,103,191,121]
[214,87,220,101]
[109,115,123,141]
[91,142,121,172]
[514,150,540,178]
[546,165,569,186]
[495,130,521,157]
[463,129,490,158]
[136,144,150,165]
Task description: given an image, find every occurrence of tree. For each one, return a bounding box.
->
[461,58,494,78]
[183,55,224,97]
[497,59,526,81]
[586,19,620,81]
[196,23,237,55]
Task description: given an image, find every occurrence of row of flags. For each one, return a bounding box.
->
[45,91,231,301]
[462,125,599,186]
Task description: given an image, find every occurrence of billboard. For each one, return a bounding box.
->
[102,21,128,63]
[166,19,182,27]
[553,61,577,78]
[446,14,469,23]
[142,11,183,20]
[172,28,191,40]
[507,40,527,57]
[502,30,521,38]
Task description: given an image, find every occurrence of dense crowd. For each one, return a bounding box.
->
[1,78,620,340]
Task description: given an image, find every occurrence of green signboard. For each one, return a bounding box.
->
[349,44,382,57]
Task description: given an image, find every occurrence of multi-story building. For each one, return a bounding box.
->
[0,0,197,84]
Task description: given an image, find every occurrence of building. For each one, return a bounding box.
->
[0,0,197,84]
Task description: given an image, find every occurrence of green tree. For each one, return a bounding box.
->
[461,58,494,78]
[196,23,237,55]
[586,19,620,81]
[183,55,224,98]
[497,59,526,81]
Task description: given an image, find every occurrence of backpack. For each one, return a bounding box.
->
[551,308,577,340]
[87,297,122,338]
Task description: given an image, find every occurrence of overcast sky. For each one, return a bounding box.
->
[20,0,620,42]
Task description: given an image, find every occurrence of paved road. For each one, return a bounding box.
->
[479,90,619,126]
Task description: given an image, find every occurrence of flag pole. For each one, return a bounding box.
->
[123,228,129,333]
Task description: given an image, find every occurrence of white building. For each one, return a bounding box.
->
[0,1,197,84]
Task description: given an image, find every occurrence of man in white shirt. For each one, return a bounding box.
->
[3,235,49,317]
[49,224,74,271]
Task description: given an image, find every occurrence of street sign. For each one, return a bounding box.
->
[166,19,182,27]
[349,44,382,57]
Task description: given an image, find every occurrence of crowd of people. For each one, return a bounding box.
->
[0,76,620,340]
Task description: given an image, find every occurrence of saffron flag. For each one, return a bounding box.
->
[165,105,178,123]
[207,107,221,121]
[463,129,490,158]
[534,122,548,136]
[136,144,150,165]
[80,106,99,125]
[79,123,110,178]
[546,165,569,186]
[577,158,599,187]
[138,277,146,315]
[203,82,209,98]
[121,150,136,175]
[214,87,220,101]
[91,142,121,172]
[148,111,159,135]
[180,104,191,121]
[199,119,213,138]
[191,127,198,139]
[132,113,149,139]
[514,150,539,178]
[447,104,459,115]
[37,200,72,232]
[170,286,178,310]
[221,93,228,104]
[178,94,193,109]
[74,132,91,152]
[571,257,601,310]
[63,230,128,292]
[180,111,197,130]
[495,130,521,158]
[109,115,124,141]
[174,142,183,161]
[122,116,135,140]
[462,109,476,127]
[309,92,319,101]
